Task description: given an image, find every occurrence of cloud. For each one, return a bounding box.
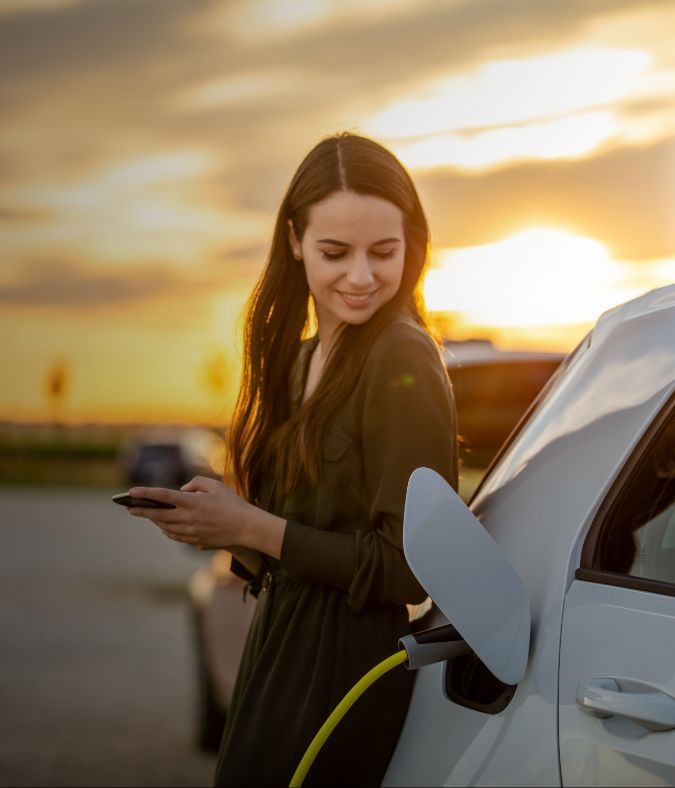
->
[0,148,270,271]
[0,257,179,307]
[0,0,197,81]
[417,136,675,261]
[1,0,673,267]
[1,0,658,126]
[171,69,302,113]
[0,249,263,310]
[0,0,77,17]
[0,205,52,222]
[219,0,421,42]
[360,42,675,173]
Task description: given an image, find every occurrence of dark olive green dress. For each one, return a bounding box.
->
[214,319,458,787]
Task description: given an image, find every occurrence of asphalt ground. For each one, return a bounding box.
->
[0,487,218,787]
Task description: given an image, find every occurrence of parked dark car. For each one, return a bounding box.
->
[444,339,565,467]
[117,427,225,488]
[187,339,566,752]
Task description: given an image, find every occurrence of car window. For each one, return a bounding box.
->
[580,398,675,592]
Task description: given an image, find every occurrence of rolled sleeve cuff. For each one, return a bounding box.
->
[280,519,355,590]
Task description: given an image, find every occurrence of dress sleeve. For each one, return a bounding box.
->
[229,554,263,597]
[280,326,458,612]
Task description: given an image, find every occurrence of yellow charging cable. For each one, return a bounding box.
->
[289,648,408,787]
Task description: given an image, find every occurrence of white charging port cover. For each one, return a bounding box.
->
[403,467,530,685]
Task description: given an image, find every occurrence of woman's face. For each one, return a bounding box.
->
[288,191,406,340]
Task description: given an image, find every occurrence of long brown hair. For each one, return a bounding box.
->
[228,132,431,502]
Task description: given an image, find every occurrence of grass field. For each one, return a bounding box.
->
[0,423,488,500]
[0,432,123,487]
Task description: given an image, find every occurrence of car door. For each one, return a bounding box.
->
[558,397,675,786]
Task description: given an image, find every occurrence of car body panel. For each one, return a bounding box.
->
[385,285,675,786]
[559,581,675,787]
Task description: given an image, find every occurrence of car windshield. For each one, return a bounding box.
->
[469,332,592,504]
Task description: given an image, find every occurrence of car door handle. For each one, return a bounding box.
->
[576,678,675,731]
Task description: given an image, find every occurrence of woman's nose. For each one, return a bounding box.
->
[345,255,375,287]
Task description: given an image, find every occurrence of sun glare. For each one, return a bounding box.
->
[424,228,641,328]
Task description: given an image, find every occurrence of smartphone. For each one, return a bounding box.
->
[112,492,176,509]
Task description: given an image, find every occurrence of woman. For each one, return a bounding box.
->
[127,132,458,786]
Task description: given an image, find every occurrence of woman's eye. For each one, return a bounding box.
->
[319,249,395,261]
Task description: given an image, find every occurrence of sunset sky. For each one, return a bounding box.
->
[2,0,674,425]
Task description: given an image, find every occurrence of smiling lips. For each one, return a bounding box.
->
[337,290,378,308]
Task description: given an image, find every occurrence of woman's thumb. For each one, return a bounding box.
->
[180,476,209,492]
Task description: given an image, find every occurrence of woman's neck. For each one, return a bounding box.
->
[302,338,325,404]
[315,323,339,361]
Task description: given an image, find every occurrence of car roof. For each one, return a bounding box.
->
[590,283,675,348]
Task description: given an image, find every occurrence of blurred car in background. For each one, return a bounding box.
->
[444,339,564,468]
[188,551,256,751]
[187,338,566,752]
[117,426,225,488]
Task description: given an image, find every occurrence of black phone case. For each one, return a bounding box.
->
[112,493,176,509]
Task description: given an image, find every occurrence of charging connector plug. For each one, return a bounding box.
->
[290,625,471,786]
[399,623,470,670]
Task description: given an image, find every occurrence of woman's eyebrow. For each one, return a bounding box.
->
[316,237,401,246]
[372,237,401,246]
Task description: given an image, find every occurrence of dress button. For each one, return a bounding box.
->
[261,571,273,591]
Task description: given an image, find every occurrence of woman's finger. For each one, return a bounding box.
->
[159,521,198,537]
[128,486,194,508]
[160,526,203,546]
[161,529,201,545]
[180,476,219,493]
[127,507,189,525]
[146,518,194,538]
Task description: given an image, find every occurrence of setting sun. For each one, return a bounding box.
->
[424,228,647,330]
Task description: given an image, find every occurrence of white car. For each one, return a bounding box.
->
[385,283,675,786]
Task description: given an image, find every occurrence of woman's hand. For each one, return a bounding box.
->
[126,476,286,557]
